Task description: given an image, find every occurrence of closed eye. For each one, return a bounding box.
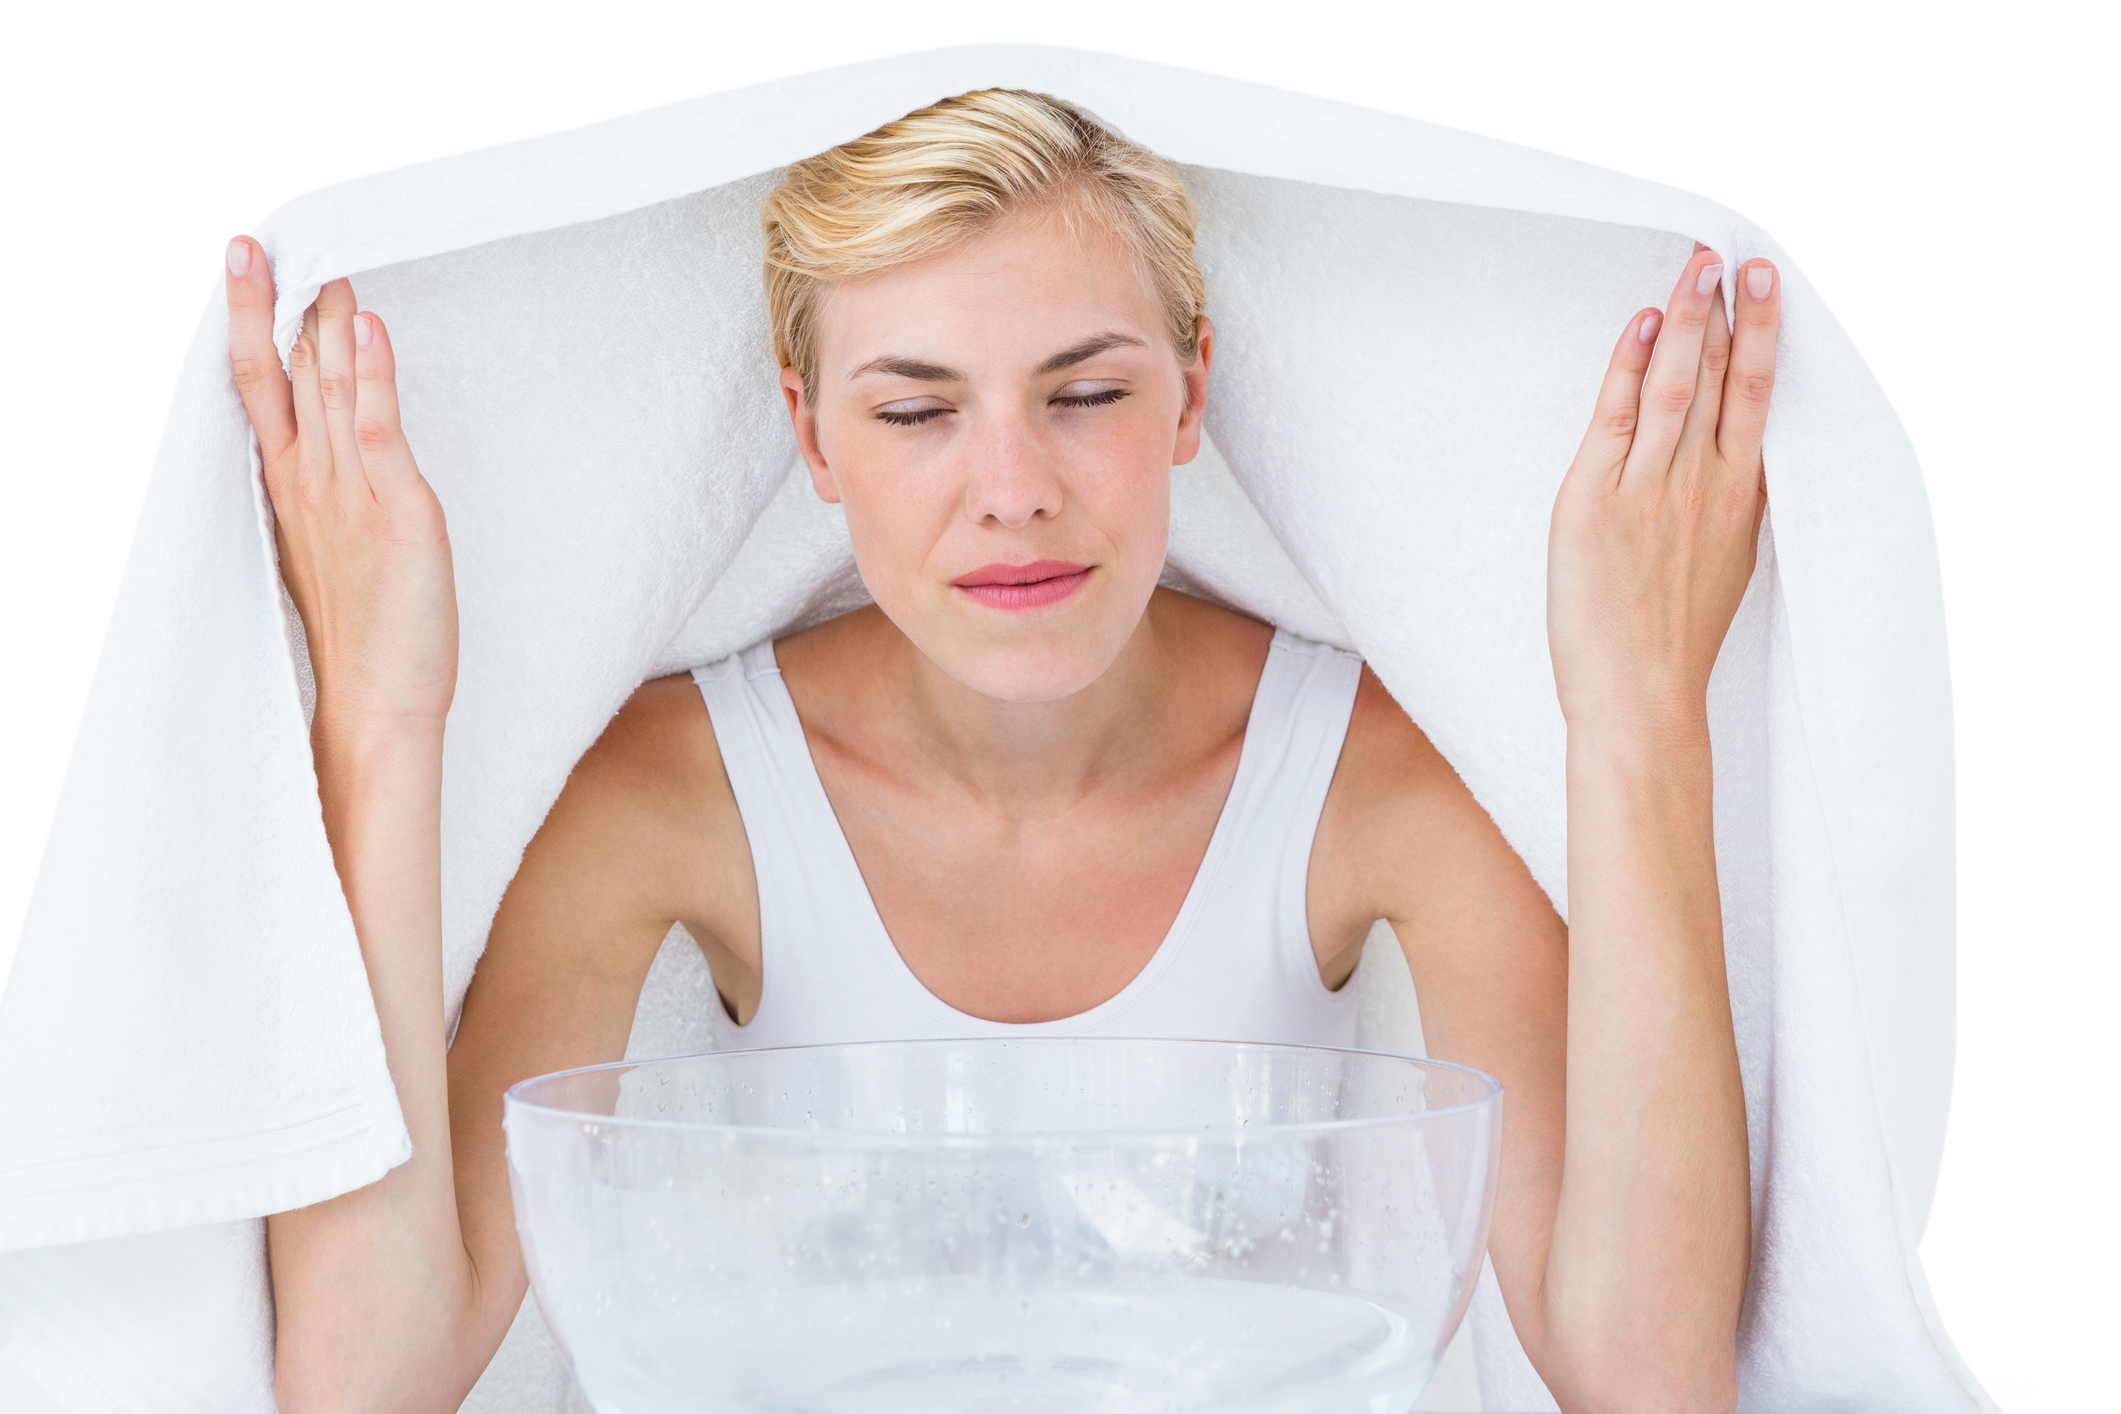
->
[1054,388,1129,410]
[876,406,951,427]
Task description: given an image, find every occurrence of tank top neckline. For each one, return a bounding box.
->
[748,628,1302,1037]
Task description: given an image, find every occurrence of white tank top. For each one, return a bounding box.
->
[691,628,1365,1051]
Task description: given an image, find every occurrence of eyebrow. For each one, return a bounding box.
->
[845,332,1148,385]
[1037,332,1146,374]
[847,355,964,383]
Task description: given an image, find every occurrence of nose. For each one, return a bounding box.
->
[961,411,1063,530]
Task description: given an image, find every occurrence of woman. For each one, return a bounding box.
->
[231,90,1772,1412]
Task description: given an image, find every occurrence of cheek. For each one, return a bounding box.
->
[823,424,959,586]
[1078,462,1170,562]
[1068,409,1177,550]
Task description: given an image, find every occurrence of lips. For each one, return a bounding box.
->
[951,560,1093,610]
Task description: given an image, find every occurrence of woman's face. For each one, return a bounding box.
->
[783,203,1211,703]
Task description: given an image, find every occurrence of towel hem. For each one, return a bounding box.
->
[0,1106,408,1253]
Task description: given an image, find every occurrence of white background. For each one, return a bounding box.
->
[1,1,2112,1407]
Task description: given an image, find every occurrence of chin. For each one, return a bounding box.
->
[915,589,1147,703]
[939,635,1123,704]
[870,563,1161,703]
[950,652,1111,703]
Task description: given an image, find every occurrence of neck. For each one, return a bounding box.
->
[903,599,1186,809]
[808,592,1200,813]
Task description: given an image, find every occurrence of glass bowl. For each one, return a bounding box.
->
[505,1037,1502,1413]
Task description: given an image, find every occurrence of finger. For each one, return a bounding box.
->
[312,279,367,489]
[1716,260,1781,469]
[1625,249,1724,481]
[224,237,295,458]
[287,302,335,498]
[351,311,419,492]
[1674,275,1733,465]
[1570,307,1664,484]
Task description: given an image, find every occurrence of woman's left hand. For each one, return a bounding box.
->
[1530,244,1774,1407]
[1547,246,1779,732]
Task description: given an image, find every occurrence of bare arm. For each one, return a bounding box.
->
[226,242,740,1411]
[1324,249,1773,1412]
[445,675,756,1354]
[283,676,731,1412]
[222,245,478,1408]
[1530,248,1771,1411]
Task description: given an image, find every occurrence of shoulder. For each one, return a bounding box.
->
[1313,665,1496,921]
[492,665,763,962]
[571,670,729,812]
[527,670,745,913]
[1337,665,1459,806]
[1316,664,1563,949]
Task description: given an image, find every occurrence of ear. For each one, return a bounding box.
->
[1171,317,1214,467]
[782,366,841,504]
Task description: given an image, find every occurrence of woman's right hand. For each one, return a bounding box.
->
[232,237,479,1407]
[225,237,457,735]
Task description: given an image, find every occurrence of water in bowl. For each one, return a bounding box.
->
[569,1272,1442,1414]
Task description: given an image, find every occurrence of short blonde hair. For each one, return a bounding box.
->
[762,89,1206,398]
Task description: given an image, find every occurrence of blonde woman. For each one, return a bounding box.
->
[232,90,1775,1413]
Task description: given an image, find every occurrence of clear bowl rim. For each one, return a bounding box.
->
[503,1036,1504,1146]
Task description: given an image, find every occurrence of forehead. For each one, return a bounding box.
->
[816,206,1166,375]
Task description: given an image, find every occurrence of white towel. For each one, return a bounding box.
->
[0,44,1989,1413]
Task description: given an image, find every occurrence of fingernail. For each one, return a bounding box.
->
[1746,264,1773,301]
[354,313,373,350]
[1695,262,1724,298]
[1638,310,1662,344]
[226,239,251,277]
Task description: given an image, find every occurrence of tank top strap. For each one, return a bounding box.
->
[690,641,890,1040]
[1214,628,1367,993]
[1092,625,1366,1048]
[690,641,824,883]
